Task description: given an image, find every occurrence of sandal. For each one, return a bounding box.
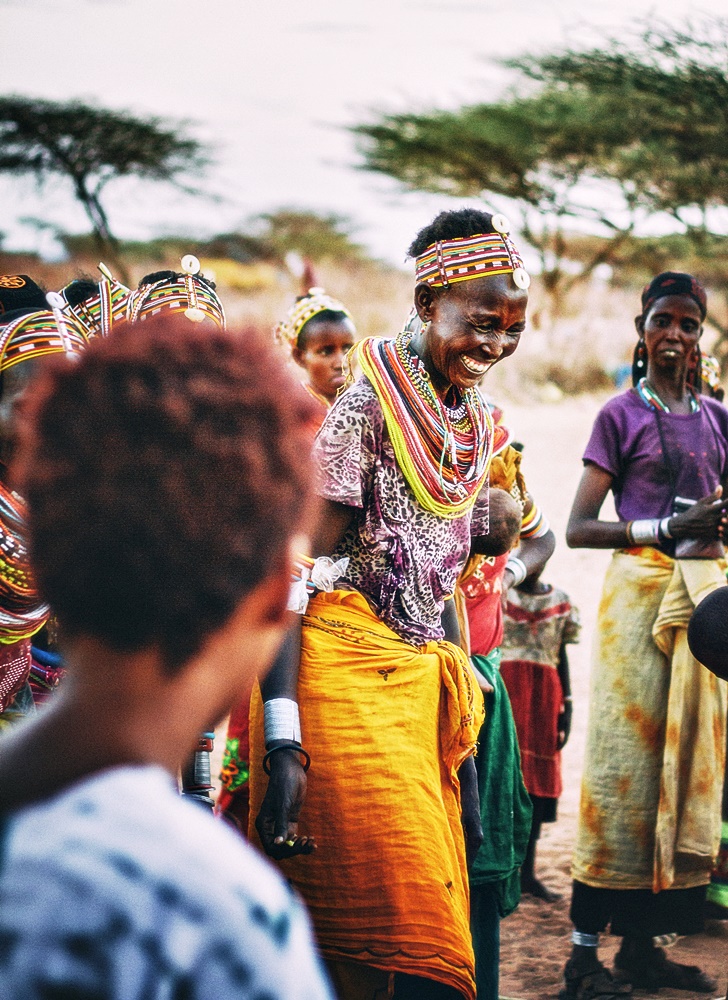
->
[559,958,632,1000]
[615,946,717,993]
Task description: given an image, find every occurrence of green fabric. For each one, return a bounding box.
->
[707,820,728,909]
[469,649,533,917]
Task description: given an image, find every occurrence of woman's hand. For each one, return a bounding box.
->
[255,747,316,860]
[668,486,728,540]
[557,701,573,749]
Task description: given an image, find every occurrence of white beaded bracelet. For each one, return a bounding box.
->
[264,698,302,747]
[505,555,528,587]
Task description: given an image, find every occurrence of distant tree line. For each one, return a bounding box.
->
[353,19,728,338]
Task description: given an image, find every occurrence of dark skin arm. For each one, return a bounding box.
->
[501,527,556,609]
[255,500,355,859]
[440,599,484,869]
[566,464,728,549]
[556,643,572,750]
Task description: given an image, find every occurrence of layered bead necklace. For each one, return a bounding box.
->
[356,333,493,519]
[636,377,699,414]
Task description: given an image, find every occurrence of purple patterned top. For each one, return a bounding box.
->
[313,377,490,645]
[583,388,728,521]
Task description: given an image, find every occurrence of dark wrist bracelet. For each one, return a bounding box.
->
[263,742,311,775]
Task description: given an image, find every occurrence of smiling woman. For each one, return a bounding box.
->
[248,208,530,1000]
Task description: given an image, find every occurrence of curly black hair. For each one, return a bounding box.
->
[16,316,318,672]
[407,209,496,258]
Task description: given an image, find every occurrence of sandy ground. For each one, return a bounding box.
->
[211,392,727,1000]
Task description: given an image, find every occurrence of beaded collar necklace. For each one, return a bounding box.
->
[636,377,699,415]
[356,333,493,519]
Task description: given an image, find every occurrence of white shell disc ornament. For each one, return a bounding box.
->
[491,214,511,234]
[181,254,201,276]
[184,307,206,323]
[512,267,531,290]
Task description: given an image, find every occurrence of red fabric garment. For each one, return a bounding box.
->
[460,553,508,656]
[499,587,579,799]
[0,639,32,713]
[499,659,563,798]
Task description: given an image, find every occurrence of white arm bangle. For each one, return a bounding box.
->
[505,555,528,587]
[264,698,301,747]
[630,519,661,545]
[659,516,673,540]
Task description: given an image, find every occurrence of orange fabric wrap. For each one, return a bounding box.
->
[249,589,484,1000]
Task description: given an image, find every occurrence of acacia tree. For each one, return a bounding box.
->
[0,97,206,264]
[352,19,728,332]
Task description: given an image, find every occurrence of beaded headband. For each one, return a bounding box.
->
[414,215,530,291]
[275,287,352,351]
[127,255,226,329]
[0,302,87,375]
[60,263,131,339]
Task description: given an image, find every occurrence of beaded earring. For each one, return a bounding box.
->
[632,338,647,387]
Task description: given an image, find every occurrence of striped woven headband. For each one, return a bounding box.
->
[0,309,87,374]
[415,217,530,291]
[61,265,131,339]
[127,256,226,329]
[275,287,352,350]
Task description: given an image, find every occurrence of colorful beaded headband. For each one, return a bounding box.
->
[275,287,352,351]
[415,215,530,291]
[0,300,87,374]
[127,256,226,329]
[60,263,131,339]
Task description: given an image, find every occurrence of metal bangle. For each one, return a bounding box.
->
[630,519,661,545]
[505,556,528,587]
[659,516,673,540]
[263,743,311,775]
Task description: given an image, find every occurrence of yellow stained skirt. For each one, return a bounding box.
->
[573,549,727,893]
[249,589,484,1000]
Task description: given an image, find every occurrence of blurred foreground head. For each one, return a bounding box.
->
[15,315,318,673]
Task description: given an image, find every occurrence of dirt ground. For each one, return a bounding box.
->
[211,392,727,1000]
[496,394,728,1000]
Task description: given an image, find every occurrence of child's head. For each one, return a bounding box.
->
[292,310,356,403]
[276,289,356,404]
[16,316,318,686]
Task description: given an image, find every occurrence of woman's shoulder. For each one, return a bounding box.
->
[596,387,643,419]
[701,396,728,428]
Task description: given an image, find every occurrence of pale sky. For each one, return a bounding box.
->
[0,0,723,263]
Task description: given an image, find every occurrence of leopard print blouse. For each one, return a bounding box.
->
[313,377,490,645]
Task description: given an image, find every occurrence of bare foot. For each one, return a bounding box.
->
[521,875,561,902]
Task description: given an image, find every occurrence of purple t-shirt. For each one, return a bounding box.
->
[583,389,728,521]
[313,377,490,645]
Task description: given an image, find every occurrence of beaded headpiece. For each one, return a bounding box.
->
[59,263,131,339]
[127,255,226,329]
[0,301,87,374]
[0,275,48,317]
[414,215,530,291]
[275,287,352,351]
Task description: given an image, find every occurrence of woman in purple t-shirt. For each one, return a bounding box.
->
[560,273,728,999]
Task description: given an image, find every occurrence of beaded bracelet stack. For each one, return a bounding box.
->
[625,517,673,546]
